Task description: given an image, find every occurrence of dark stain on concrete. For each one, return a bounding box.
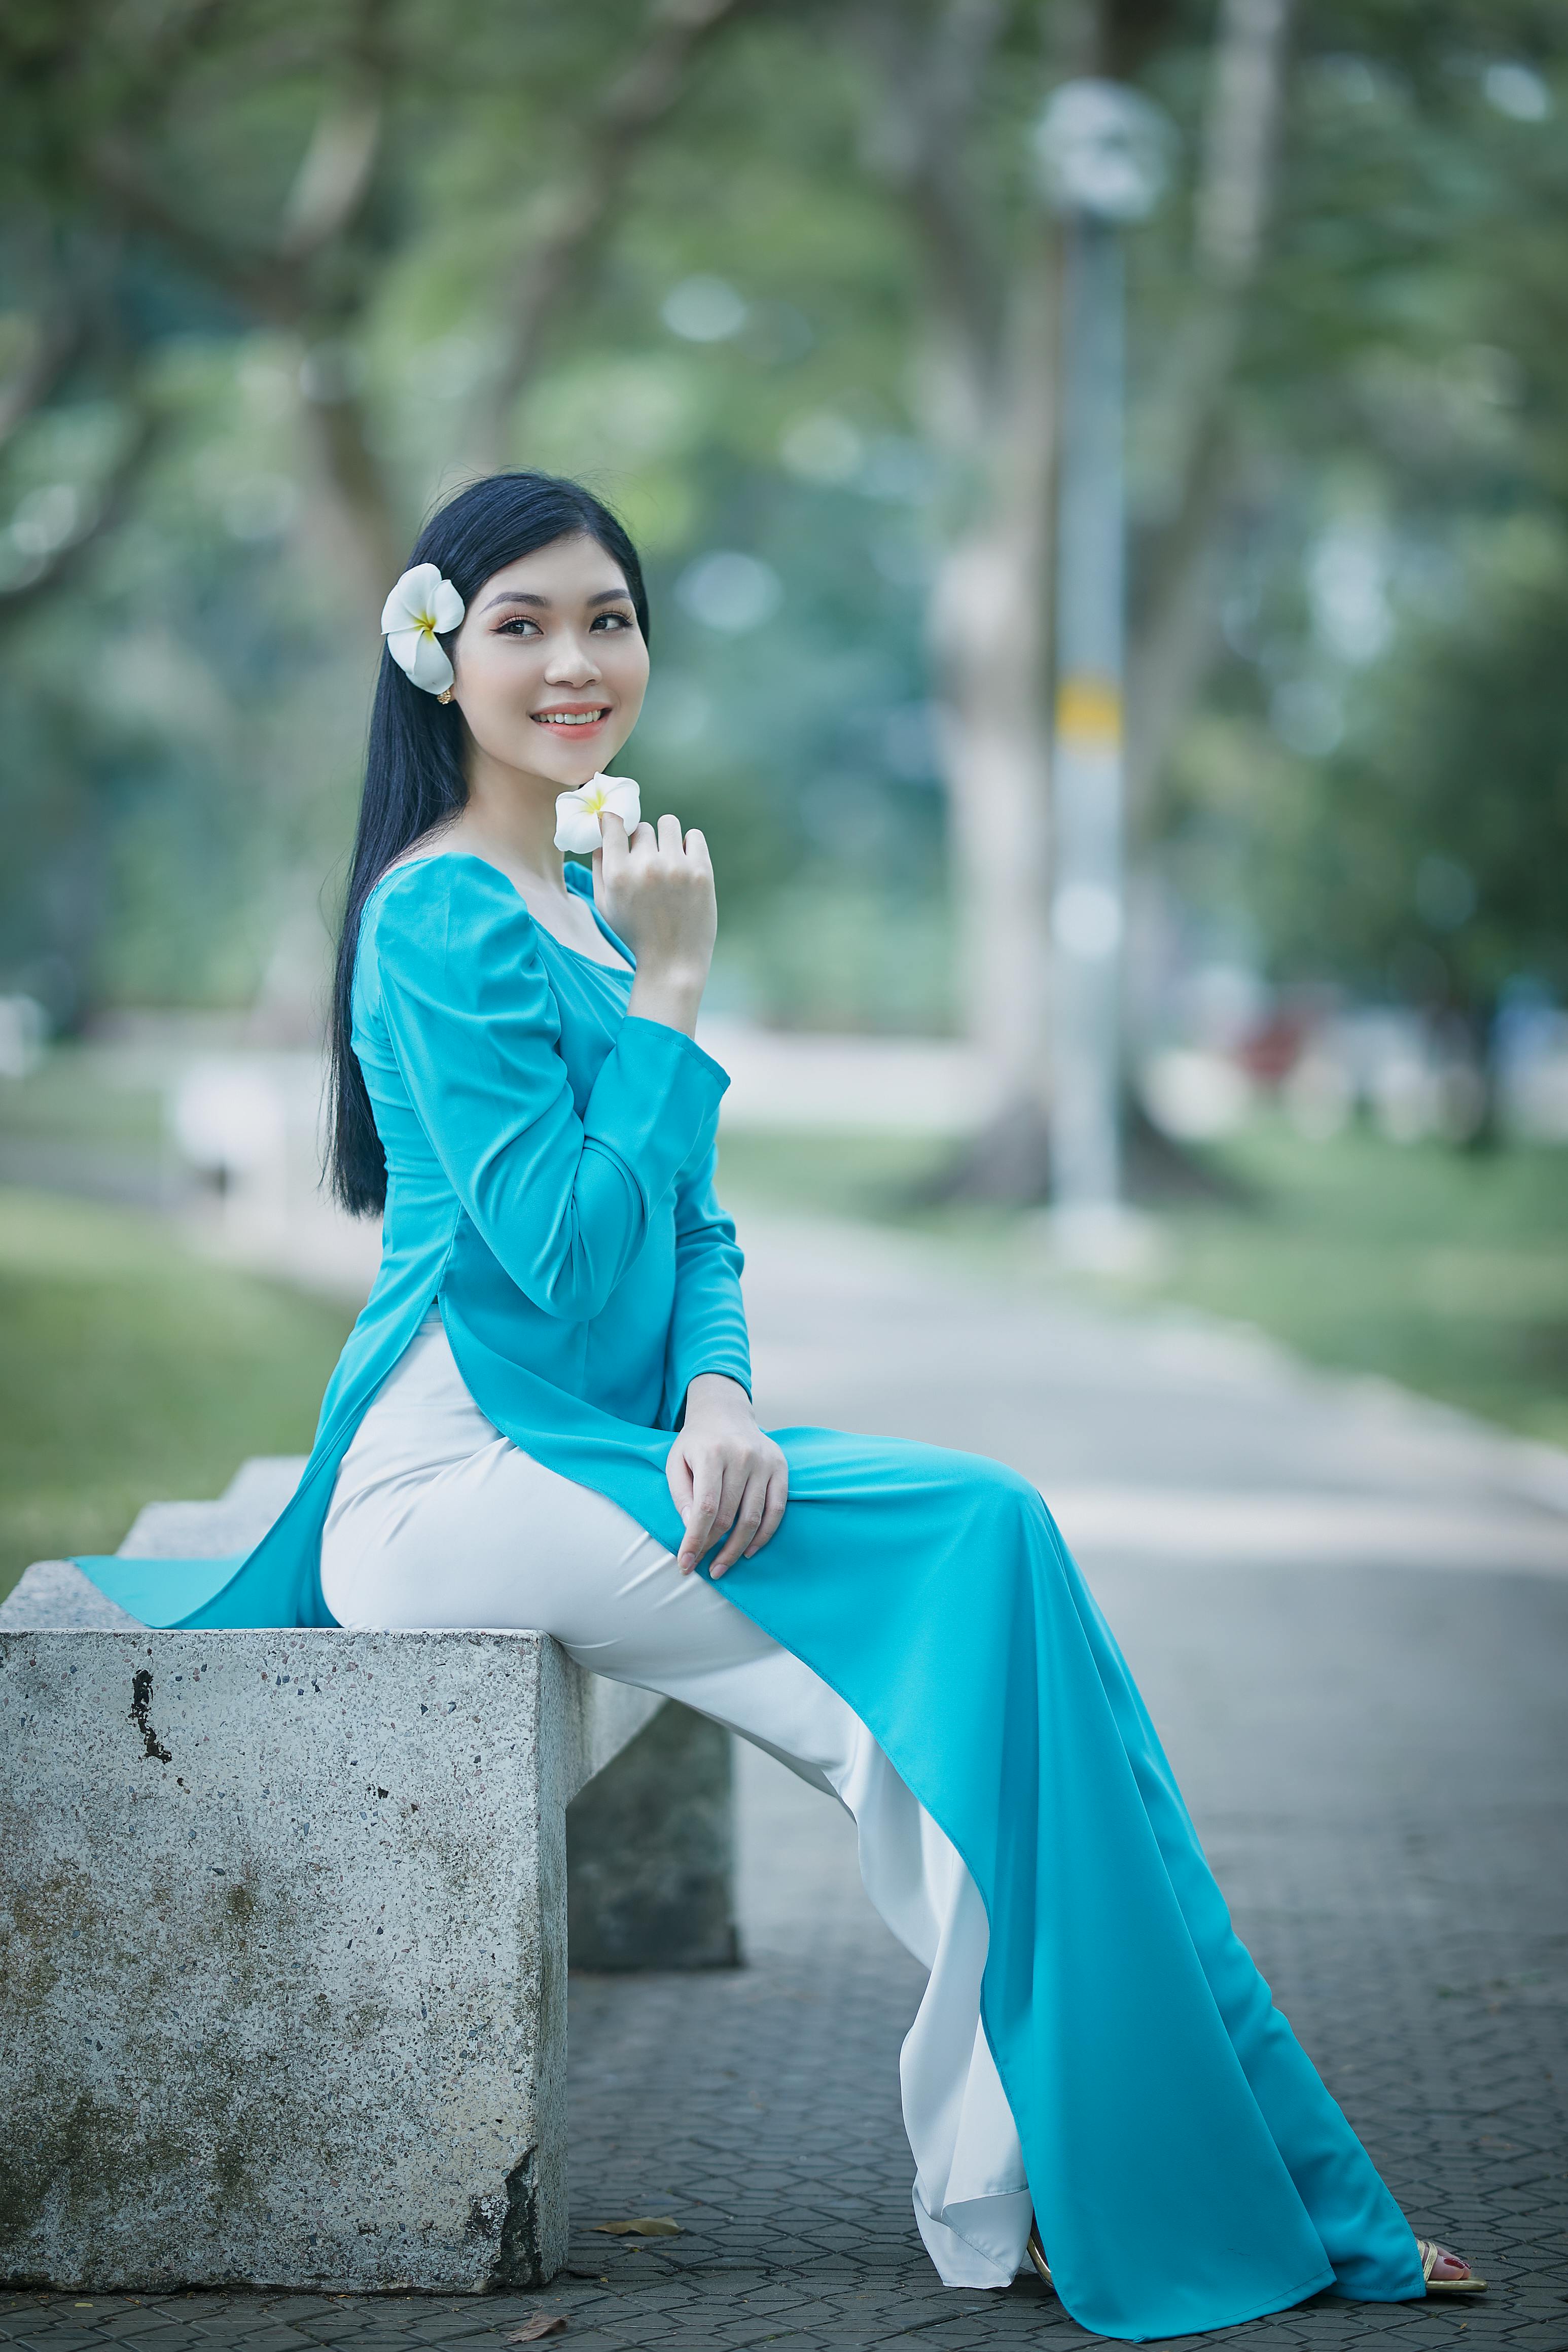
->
[0,1844,98,2015]
[484,2147,544,2289]
[0,2081,129,2246]
[128,1671,171,1765]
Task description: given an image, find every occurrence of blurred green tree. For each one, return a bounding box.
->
[848,0,1295,1190]
[0,0,759,1011]
[1157,0,1568,1104]
[0,0,1562,1144]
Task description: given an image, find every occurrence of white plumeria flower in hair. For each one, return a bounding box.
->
[554,772,642,854]
[381,562,465,695]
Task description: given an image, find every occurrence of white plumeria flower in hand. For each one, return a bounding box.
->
[554,773,642,854]
[381,562,465,694]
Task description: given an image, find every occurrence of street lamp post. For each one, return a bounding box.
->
[1032,81,1172,1261]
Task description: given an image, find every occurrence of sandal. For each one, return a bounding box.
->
[1418,2238,1486,2295]
[1025,2221,1054,2293]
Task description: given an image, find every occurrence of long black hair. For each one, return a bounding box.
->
[326,470,650,1216]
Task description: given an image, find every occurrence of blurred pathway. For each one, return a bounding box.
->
[739,1209,1568,1564]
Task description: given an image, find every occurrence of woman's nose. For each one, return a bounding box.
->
[544,632,601,684]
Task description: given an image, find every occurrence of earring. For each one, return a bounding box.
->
[437,686,454,704]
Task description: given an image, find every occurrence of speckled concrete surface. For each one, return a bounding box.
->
[0,1626,659,2294]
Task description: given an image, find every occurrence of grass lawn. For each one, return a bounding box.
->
[715,1121,1568,1454]
[1133,1122,1568,1451]
[0,1188,355,1607]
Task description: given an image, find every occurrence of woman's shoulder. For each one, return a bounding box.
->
[357,852,547,1010]
[364,848,536,939]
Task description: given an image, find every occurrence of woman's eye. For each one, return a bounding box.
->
[496,612,632,635]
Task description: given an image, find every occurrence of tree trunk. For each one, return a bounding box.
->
[924,230,1059,1189]
[1126,0,1294,828]
[294,357,406,630]
[862,0,1278,1199]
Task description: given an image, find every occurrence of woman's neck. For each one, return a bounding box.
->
[455,747,569,898]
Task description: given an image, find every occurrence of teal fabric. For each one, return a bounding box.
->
[73,852,1425,2340]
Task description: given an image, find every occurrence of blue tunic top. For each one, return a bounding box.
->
[80,854,750,1629]
[73,850,1424,2341]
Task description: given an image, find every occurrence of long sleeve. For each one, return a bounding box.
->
[663,1138,752,1424]
[363,858,729,1322]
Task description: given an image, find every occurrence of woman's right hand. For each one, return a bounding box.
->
[594,811,716,1038]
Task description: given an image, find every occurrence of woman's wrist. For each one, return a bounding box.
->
[628,966,706,1038]
[683,1371,755,1425]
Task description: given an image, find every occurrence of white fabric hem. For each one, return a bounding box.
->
[912,2185,1034,2289]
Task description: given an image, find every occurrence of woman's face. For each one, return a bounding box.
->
[447,530,649,789]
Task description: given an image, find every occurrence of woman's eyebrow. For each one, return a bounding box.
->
[481,586,632,613]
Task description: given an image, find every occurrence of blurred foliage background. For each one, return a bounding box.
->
[1,0,1566,1592]
[3,0,1563,1037]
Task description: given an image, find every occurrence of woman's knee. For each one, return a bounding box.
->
[959,1452,1046,1519]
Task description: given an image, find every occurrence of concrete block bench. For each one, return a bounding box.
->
[0,1459,736,2296]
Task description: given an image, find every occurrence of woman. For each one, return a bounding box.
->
[75,470,1481,2340]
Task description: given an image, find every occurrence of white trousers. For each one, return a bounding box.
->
[320,1314,1033,2290]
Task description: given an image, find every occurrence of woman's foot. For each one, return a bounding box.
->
[1024,2226,1484,2301]
[1026,2223,1483,2301]
[1418,2239,1486,2294]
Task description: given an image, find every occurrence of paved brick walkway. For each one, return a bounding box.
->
[5,1222,1566,2349]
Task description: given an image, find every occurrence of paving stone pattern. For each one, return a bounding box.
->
[5,1224,1566,2350]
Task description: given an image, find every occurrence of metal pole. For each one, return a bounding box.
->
[1049,211,1126,1222]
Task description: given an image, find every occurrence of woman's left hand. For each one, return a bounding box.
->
[666,1375,789,1577]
